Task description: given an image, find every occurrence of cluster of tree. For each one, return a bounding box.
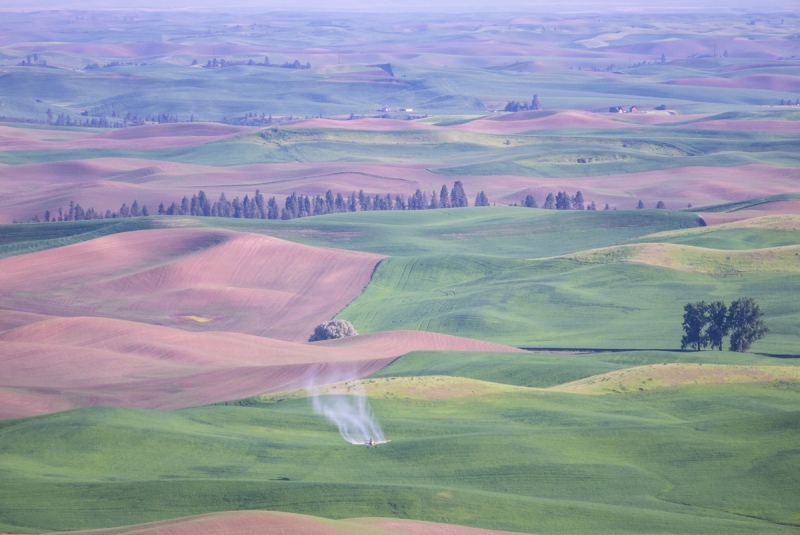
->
[0,116,48,126]
[202,57,310,70]
[625,55,666,69]
[503,95,542,112]
[681,298,769,352]
[46,108,129,128]
[225,112,275,127]
[779,98,800,106]
[635,200,667,209]
[158,190,277,219]
[279,181,476,219]
[45,109,179,128]
[308,320,358,342]
[523,191,597,210]
[20,200,150,224]
[17,54,47,67]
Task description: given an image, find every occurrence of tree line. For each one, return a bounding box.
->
[519,191,599,211]
[517,192,668,211]
[16,181,492,223]
[681,298,769,352]
[504,94,542,112]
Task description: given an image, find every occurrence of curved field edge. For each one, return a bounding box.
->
[43,510,523,535]
[336,253,800,353]
[0,208,704,260]
[558,242,800,275]
[365,350,800,388]
[246,365,800,403]
[1,382,798,534]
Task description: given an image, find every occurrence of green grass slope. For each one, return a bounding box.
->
[0,374,797,533]
[369,349,800,388]
[337,252,800,353]
[0,218,169,258]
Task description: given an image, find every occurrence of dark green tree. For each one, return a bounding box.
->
[429,190,439,209]
[555,191,571,210]
[313,196,326,215]
[523,194,537,208]
[190,194,200,216]
[325,190,335,213]
[450,181,468,207]
[656,201,666,209]
[727,298,770,352]
[681,301,708,351]
[198,190,211,216]
[439,184,449,208]
[358,190,370,211]
[474,191,490,206]
[637,200,645,209]
[571,191,585,210]
[705,301,729,351]
[267,197,279,219]
[543,193,555,209]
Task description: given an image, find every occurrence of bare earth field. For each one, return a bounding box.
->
[46,511,522,535]
[0,315,520,419]
[0,228,384,339]
[0,123,251,151]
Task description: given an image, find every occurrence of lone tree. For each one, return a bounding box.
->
[308,320,358,342]
[705,301,729,351]
[637,200,645,209]
[681,301,708,351]
[727,298,769,352]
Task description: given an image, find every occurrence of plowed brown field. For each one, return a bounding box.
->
[0,315,520,418]
[0,228,384,340]
[46,511,523,535]
[0,122,250,151]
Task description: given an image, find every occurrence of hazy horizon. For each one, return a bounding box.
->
[0,0,798,12]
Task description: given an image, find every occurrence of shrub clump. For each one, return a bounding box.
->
[308,320,358,342]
